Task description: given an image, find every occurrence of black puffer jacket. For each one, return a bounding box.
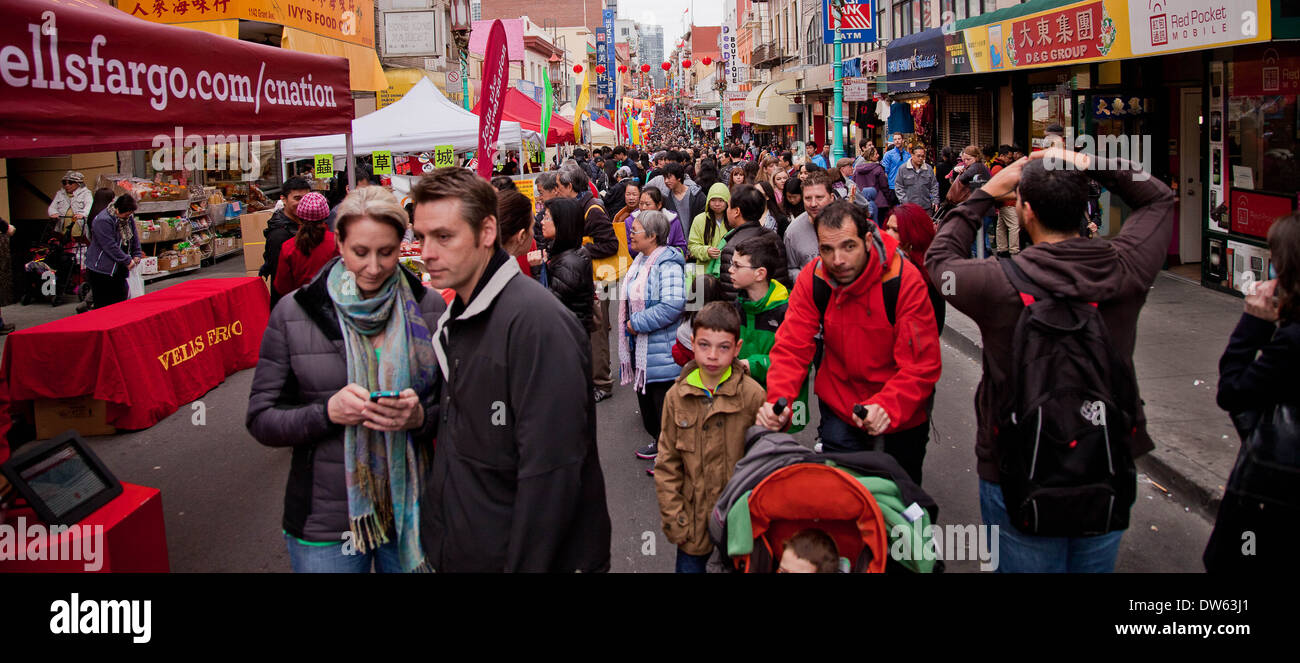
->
[719,222,791,297]
[547,247,595,332]
[261,209,299,308]
[246,258,443,542]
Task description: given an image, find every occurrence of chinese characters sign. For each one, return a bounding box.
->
[314,154,334,177]
[601,9,615,111]
[434,145,455,168]
[371,150,392,175]
[957,0,1270,74]
[1004,2,1111,69]
[121,0,376,49]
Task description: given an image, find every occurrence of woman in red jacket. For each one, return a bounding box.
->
[274,192,337,299]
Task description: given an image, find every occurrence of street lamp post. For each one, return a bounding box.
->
[830,0,846,162]
[450,0,471,111]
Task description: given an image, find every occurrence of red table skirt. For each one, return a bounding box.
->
[0,278,269,449]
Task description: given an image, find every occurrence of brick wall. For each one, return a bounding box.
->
[478,0,606,33]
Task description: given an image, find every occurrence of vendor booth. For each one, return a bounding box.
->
[280,78,541,162]
[0,0,355,566]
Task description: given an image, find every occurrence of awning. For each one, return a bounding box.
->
[175,19,239,39]
[744,78,798,126]
[876,79,934,93]
[0,0,354,157]
[282,28,388,92]
[474,88,575,146]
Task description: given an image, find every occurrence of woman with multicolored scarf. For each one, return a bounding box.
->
[619,210,686,473]
[247,186,442,573]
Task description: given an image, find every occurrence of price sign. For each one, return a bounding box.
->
[314,154,334,178]
[434,145,456,168]
[372,150,394,175]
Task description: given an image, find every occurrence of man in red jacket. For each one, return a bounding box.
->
[756,200,941,483]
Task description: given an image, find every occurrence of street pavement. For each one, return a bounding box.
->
[2,258,1213,572]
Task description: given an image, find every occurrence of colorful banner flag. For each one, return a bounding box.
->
[573,66,591,145]
[476,19,509,179]
[541,66,553,147]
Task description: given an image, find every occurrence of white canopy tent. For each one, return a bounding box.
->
[281,78,541,161]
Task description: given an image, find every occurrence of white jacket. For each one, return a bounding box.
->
[48,186,94,219]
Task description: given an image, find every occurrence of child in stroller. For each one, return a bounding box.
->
[22,216,87,306]
[709,425,942,573]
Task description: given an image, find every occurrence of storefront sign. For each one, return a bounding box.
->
[862,50,886,77]
[383,10,439,56]
[122,0,377,49]
[314,154,334,178]
[843,78,872,101]
[842,57,863,78]
[372,151,393,175]
[885,28,946,81]
[957,0,1271,75]
[945,32,972,75]
[821,0,877,44]
[1129,0,1269,56]
[1231,190,1293,238]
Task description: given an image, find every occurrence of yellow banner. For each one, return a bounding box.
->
[960,0,1271,74]
[118,0,375,49]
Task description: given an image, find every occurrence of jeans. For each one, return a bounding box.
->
[675,548,710,574]
[283,532,404,573]
[978,479,1124,573]
[817,401,928,485]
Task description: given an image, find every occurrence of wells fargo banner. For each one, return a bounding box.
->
[956,0,1271,74]
[118,0,375,48]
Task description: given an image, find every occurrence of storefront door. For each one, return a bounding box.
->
[1179,88,1204,264]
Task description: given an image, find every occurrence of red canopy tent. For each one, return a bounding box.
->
[474,88,574,146]
[595,117,615,131]
[0,0,354,157]
[0,0,355,463]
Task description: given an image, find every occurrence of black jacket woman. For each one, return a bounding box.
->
[542,197,595,332]
[246,186,443,574]
[1206,212,1300,573]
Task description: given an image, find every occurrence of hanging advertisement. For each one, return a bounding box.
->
[604,9,617,111]
[821,0,876,44]
[956,0,1271,75]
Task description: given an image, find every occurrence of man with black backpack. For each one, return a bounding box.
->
[925,148,1175,572]
[756,199,941,484]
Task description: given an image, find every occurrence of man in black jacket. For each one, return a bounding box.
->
[557,164,620,402]
[260,176,312,310]
[412,167,612,572]
[719,184,790,297]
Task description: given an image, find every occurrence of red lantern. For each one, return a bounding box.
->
[702,57,711,66]
[681,59,692,68]
[618,65,627,73]
[661,62,671,71]
[573,64,583,74]
[640,64,651,73]
[595,65,606,74]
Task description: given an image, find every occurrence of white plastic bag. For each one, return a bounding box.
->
[127,262,145,299]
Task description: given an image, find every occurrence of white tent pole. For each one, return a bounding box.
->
[346,132,356,189]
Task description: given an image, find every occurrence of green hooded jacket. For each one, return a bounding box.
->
[738,279,810,433]
[690,183,731,284]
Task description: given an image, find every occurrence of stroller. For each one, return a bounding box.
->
[708,426,942,573]
[22,217,88,306]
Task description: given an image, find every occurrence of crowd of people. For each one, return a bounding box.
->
[233,111,1298,574]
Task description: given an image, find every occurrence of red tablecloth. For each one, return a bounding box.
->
[0,278,269,447]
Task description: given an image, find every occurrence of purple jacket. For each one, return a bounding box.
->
[853,161,891,209]
[627,209,688,258]
[86,208,143,276]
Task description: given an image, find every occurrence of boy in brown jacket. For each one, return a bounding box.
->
[654,301,767,573]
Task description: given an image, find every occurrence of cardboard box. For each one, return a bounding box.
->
[240,210,274,273]
[140,256,158,275]
[35,396,116,440]
[160,253,181,271]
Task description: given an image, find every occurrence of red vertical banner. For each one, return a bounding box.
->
[477,19,508,179]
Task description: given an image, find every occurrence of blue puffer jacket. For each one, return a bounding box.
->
[623,246,686,386]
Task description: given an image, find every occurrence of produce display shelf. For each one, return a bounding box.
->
[135,200,190,214]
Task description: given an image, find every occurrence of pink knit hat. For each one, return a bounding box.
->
[295,192,330,222]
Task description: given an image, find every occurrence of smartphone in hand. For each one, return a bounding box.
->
[369,390,400,402]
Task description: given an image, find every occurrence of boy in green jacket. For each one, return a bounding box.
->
[729,234,811,433]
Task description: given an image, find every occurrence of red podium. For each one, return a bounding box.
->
[0,482,169,573]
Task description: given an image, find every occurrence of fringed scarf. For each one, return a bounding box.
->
[326,261,438,573]
[618,245,667,394]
